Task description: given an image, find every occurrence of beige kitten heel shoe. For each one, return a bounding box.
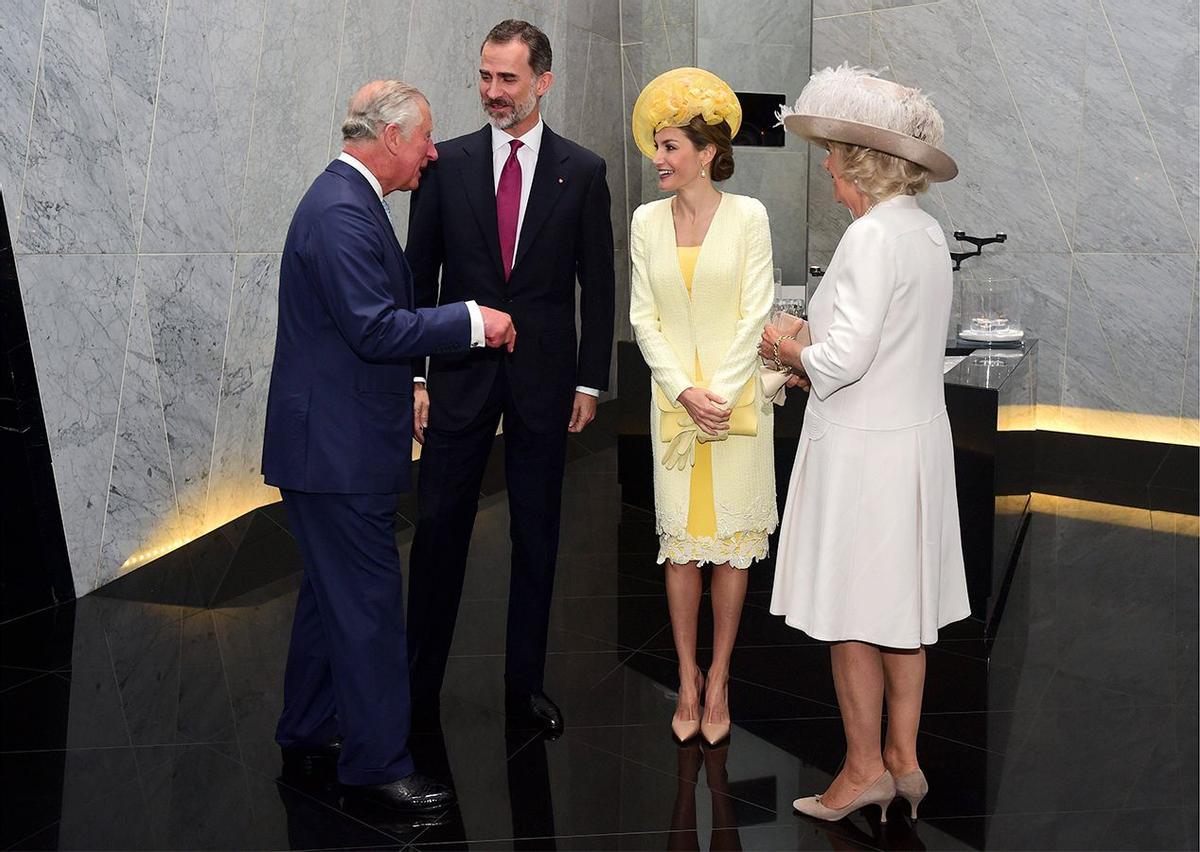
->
[893,768,929,819]
[792,770,896,823]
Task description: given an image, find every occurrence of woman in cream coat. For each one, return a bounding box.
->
[762,65,970,823]
[629,68,777,746]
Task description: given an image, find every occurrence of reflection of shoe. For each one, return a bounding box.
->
[280,736,342,776]
[343,772,456,813]
[793,770,895,823]
[893,769,929,819]
[505,690,564,736]
[671,669,704,744]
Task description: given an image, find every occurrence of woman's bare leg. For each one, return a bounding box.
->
[665,560,704,724]
[703,562,748,728]
[821,640,888,808]
[881,646,926,776]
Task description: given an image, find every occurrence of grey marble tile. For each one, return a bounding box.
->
[721,149,809,287]
[235,0,343,254]
[547,19,595,142]
[18,0,137,253]
[873,0,1069,253]
[97,277,180,590]
[0,0,45,243]
[139,0,263,253]
[562,0,622,41]
[1063,252,1195,416]
[662,0,695,66]
[621,43,643,225]
[1102,0,1199,250]
[326,0,416,161]
[1073,0,1194,252]
[16,254,136,595]
[1181,260,1198,421]
[697,38,812,107]
[141,254,235,533]
[580,33,627,248]
[206,253,281,530]
[698,0,812,46]
[978,0,1090,248]
[621,0,643,44]
[97,0,168,235]
[813,0,869,16]
[640,0,693,82]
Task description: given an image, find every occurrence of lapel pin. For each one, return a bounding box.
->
[557,177,564,183]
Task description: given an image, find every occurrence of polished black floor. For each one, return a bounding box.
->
[2,416,1197,850]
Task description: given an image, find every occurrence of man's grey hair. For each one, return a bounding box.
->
[341,81,427,142]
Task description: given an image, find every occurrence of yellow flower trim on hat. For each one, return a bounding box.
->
[632,67,742,159]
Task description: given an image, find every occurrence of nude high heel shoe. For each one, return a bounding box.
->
[700,676,731,746]
[893,768,928,819]
[671,670,704,744]
[793,770,896,823]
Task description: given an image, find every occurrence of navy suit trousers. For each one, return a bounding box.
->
[275,490,414,785]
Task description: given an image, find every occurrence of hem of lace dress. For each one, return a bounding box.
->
[655,532,770,571]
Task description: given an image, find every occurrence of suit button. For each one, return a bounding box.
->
[503,297,513,304]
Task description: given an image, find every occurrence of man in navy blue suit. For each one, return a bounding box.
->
[262,80,515,813]
[405,20,615,737]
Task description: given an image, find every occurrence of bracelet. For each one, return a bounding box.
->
[772,334,797,372]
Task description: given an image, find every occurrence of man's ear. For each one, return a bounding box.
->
[535,70,554,98]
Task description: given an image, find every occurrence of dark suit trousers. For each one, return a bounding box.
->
[407,368,569,700]
[275,490,415,785]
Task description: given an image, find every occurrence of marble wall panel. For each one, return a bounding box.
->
[580,33,628,249]
[0,0,46,242]
[1185,265,1199,420]
[977,0,1089,245]
[814,0,870,15]
[18,0,138,253]
[17,254,136,596]
[873,0,1069,253]
[1101,0,1199,250]
[621,0,643,43]
[1073,1,1194,253]
[1063,253,1195,416]
[97,279,179,590]
[235,0,343,254]
[640,0,693,83]
[621,42,643,236]
[139,0,264,253]
[96,0,168,234]
[325,0,415,161]
[142,254,234,532]
[719,149,810,286]
[205,253,280,530]
[562,0,622,43]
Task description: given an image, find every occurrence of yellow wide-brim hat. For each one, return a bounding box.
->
[779,63,958,182]
[631,67,742,159]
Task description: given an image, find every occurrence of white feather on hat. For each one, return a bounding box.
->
[779,63,957,181]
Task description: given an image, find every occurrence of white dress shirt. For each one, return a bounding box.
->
[336,151,485,352]
[488,121,598,398]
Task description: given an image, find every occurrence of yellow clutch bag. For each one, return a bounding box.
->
[654,377,758,441]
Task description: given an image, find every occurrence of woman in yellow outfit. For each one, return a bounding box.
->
[629,68,778,745]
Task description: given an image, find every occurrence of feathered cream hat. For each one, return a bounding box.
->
[631,67,742,159]
[779,64,957,182]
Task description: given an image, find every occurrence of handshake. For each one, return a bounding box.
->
[479,306,517,352]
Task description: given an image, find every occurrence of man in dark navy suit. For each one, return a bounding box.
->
[405,20,615,736]
[262,80,515,813]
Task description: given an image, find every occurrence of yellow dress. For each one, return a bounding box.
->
[664,245,768,569]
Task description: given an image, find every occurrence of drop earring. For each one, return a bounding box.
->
[701,166,707,179]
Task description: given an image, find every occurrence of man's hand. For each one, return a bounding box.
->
[568,392,598,433]
[413,382,430,444]
[479,306,516,352]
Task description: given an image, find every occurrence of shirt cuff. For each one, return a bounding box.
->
[574,386,600,397]
[465,300,485,348]
[413,377,426,384]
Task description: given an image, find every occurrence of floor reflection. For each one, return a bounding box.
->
[1,412,1197,850]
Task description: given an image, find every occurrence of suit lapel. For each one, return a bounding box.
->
[328,159,412,300]
[457,126,505,279]
[512,125,570,273]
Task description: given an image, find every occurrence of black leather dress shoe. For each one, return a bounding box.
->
[280,737,342,776]
[344,772,456,812]
[505,690,564,736]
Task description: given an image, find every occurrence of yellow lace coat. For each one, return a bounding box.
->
[629,194,778,552]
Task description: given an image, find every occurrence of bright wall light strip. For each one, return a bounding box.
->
[1030,492,1199,537]
[1034,405,1200,447]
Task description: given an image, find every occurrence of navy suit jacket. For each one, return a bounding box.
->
[406,125,615,433]
[262,159,471,494]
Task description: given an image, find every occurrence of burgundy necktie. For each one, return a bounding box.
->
[496,139,523,280]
